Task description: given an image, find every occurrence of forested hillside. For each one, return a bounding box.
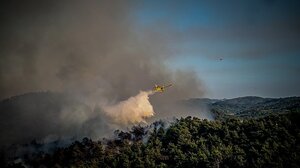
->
[1,94,300,167]
[185,96,300,119]
[7,112,300,168]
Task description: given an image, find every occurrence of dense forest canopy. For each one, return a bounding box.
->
[4,112,299,168]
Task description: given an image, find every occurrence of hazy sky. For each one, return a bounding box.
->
[135,0,300,98]
[1,0,299,99]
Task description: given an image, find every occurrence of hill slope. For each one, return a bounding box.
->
[1,93,300,167]
[186,96,300,119]
[8,112,300,168]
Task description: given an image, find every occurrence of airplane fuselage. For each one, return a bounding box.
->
[153,84,172,92]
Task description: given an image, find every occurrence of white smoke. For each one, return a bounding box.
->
[103,91,155,125]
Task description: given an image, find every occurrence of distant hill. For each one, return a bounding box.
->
[186,96,300,119]
[1,93,299,126]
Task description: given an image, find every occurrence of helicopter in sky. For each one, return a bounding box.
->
[153,83,172,93]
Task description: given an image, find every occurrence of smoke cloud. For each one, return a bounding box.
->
[103,91,154,125]
[0,0,207,147]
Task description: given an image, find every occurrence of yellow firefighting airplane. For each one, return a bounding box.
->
[153,83,172,93]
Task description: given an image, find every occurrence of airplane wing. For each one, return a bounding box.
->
[164,84,172,88]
